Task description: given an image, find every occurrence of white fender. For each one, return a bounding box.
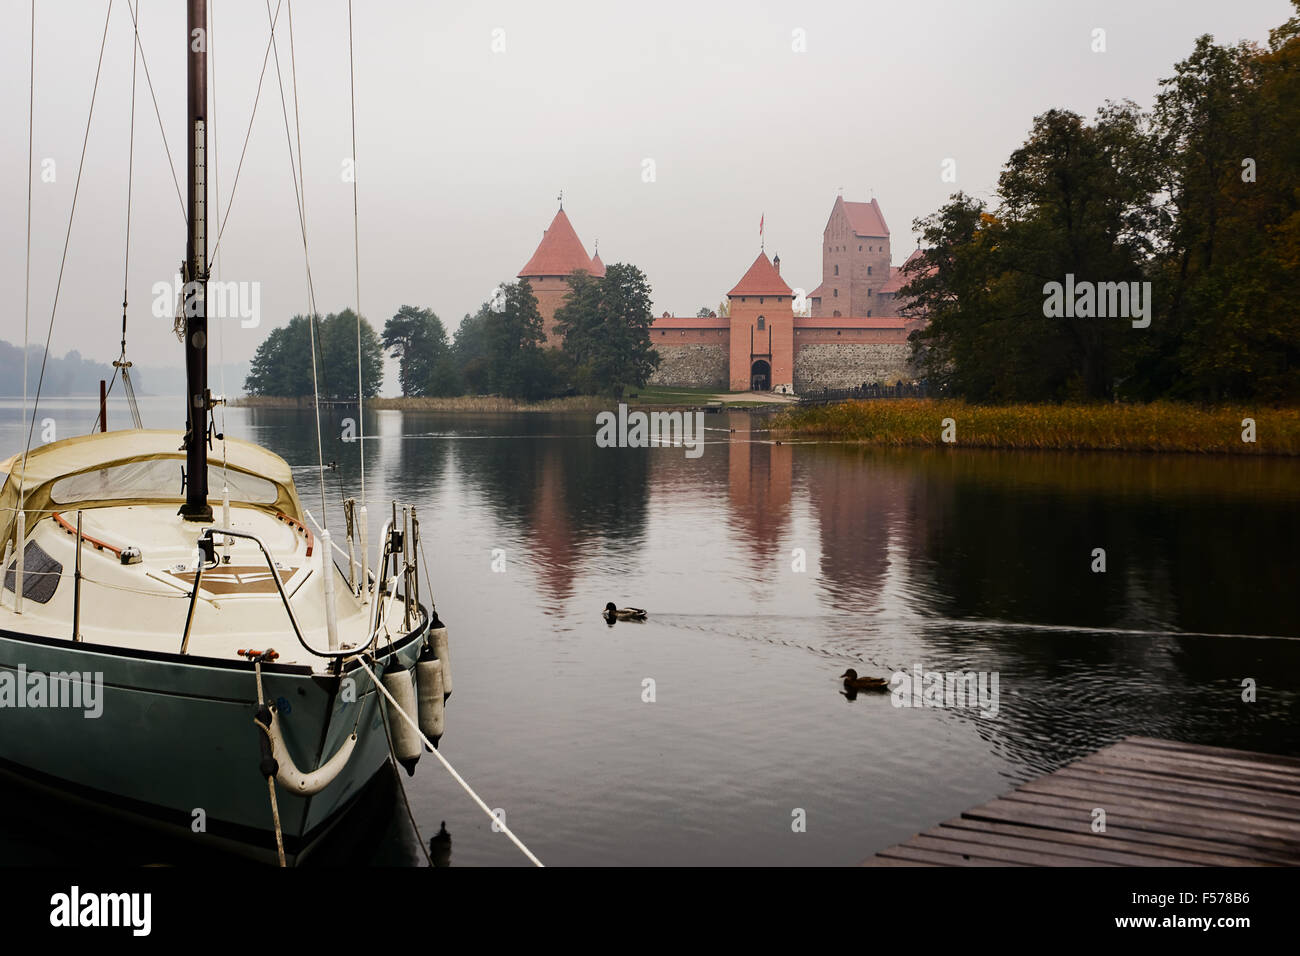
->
[431,626,452,700]
[382,658,422,774]
[255,708,357,796]
[416,651,445,749]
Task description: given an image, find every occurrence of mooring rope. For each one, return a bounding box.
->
[253,655,288,867]
[356,656,544,867]
[373,680,434,867]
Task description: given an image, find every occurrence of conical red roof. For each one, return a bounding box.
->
[590,251,606,277]
[728,251,792,297]
[518,209,597,277]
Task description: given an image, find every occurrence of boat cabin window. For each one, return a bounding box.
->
[50,460,278,506]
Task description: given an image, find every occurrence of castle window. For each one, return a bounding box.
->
[833,310,841,317]
[867,310,872,317]
[837,330,841,336]
[757,317,765,330]
[760,298,764,304]
[833,289,838,297]
[867,266,872,275]
[859,245,863,251]
[834,265,839,276]
[868,289,873,296]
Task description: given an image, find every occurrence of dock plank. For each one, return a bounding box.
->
[939,816,1264,867]
[964,797,1299,863]
[864,737,1300,866]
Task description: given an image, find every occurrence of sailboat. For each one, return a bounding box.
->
[0,0,446,864]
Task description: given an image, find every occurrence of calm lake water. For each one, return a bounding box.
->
[2,395,1299,866]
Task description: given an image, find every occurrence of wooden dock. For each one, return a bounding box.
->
[866,736,1300,866]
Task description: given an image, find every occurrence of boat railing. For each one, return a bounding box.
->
[177,505,426,661]
[182,524,396,660]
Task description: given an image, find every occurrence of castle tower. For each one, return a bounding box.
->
[518,207,600,347]
[812,196,891,317]
[727,251,793,392]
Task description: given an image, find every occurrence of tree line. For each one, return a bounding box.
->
[244,264,660,401]
[902,6,1300,404]
[244,310,385,399]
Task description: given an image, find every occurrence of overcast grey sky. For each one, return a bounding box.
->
[0,0,1290,392]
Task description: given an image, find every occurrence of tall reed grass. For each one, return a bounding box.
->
[769,400,1300,455]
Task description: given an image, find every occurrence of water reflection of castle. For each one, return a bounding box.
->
[452,408,903,607]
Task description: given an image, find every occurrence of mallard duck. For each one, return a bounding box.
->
[840,668,890,691]
[604,602,647,623]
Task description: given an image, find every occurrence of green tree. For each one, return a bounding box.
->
[482,280,547,399]
[1145,19,1300,402]
[244,310,383,398]
[996,103,1161,400]
[554,263,659,397]
[904,194,1010,399]
[905,3,1300,404]
[382,305,454,396]
[905,104,1161,402]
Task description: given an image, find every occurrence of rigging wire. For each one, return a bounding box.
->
[285,0,329,526]
[20,0,115,500]
[347,0,367,509]
[122,0,186,230]
[20,0,34,515]
[210,0,230,484]
[93,0,143,435]
[266,0,328,526]
[207,0,284,269]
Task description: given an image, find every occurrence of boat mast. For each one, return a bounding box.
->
[180,0,212,521]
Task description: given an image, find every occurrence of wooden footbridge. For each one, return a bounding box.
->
[866,736,1300,866]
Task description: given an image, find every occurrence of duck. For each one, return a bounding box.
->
[840,668,890,691]
[604,602,647,623]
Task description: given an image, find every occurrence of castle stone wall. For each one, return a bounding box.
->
[647,344,729,389]
[793,343,913,391]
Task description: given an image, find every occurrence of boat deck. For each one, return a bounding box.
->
[2,503,386,670]
[865,736,1300,866]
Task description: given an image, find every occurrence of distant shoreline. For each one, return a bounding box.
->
[227,394,603,412]
[769,399,1300,455]
[228,389,790,412]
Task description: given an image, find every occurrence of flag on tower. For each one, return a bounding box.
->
[759,213,764,237]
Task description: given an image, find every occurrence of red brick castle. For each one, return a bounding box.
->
[516,196,926,393]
